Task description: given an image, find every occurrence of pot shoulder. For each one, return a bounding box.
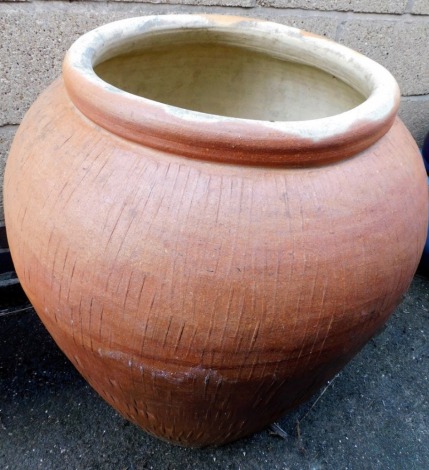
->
[4,78,428,374]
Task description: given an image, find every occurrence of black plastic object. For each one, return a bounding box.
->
[423,131,429,166]
[419,131,429,274]
[0,224,31,316]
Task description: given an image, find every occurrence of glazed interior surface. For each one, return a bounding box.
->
[94,40,366,121]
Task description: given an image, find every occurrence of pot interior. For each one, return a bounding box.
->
[94,34,366,122]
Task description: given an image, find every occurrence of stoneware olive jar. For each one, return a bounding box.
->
[4,15,428,447]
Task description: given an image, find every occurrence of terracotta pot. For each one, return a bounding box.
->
[4,15,428,447]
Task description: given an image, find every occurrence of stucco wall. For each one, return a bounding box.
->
[1,0,429,224]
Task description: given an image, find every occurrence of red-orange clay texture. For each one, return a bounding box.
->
[4,16,428,447]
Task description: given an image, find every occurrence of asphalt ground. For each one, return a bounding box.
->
[1,275,428,470]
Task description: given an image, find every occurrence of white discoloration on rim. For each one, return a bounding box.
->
[63,15,400,160]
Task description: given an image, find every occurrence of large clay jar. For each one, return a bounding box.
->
[4,15,428,447]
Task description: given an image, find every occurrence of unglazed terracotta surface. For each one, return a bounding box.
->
[4,15,428,447]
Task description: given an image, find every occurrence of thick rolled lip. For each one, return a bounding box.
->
[63,14,400,166]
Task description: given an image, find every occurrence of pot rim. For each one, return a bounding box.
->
[63,14,400,166]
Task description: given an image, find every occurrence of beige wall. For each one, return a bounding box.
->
[1,0,429,224]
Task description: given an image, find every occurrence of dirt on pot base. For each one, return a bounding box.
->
[1,275,428,469]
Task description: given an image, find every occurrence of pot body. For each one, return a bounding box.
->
[4,16,428,447]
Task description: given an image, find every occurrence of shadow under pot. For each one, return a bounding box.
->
[4,15,428,447]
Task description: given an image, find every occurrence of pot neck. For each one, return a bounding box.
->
[63,15,400,167]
